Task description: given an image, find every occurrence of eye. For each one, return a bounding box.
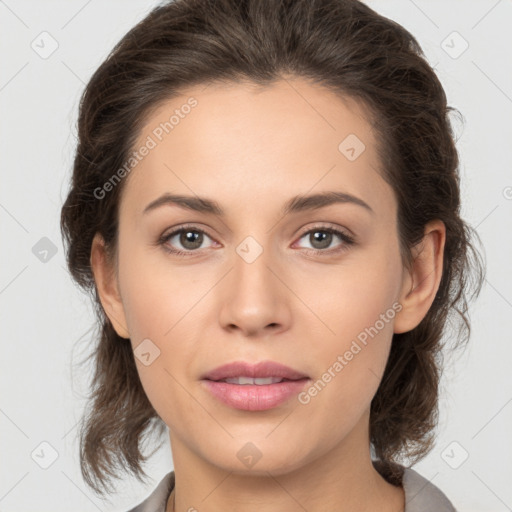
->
[157,223,355,258]
[158,225,217,256]
[294,225,355,254]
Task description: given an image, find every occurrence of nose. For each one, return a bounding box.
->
[218,239,292,338]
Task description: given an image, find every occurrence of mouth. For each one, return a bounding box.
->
[201,360,309,382]
[200,361,310,411]
[208,376,304,385]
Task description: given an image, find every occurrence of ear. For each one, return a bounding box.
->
[90,233,130,339]
[394,219,446,334]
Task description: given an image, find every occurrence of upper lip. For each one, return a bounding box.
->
[201,360,309,381]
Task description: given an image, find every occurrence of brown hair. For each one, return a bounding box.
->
[60,0,485,496]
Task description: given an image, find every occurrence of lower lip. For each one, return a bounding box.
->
[202,379,310,411]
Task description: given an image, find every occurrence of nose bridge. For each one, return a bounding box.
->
[217,231,290,334]
[232,233,276,298]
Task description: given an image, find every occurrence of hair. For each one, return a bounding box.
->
[60,0,485,496]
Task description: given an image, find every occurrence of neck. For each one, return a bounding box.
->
[165,418,404,512]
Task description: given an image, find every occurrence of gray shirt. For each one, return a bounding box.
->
[127,465,456,511]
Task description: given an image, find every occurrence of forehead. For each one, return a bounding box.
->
[121,77,391,218]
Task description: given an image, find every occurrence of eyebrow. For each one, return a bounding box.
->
[143,191,374,217]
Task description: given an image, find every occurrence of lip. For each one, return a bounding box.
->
[201,360,310,411]
[202,379,310,411]
[201,360,309,381]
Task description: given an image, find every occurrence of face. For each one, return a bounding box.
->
[95,77,428,476]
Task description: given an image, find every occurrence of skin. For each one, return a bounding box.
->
[90,76,445,512]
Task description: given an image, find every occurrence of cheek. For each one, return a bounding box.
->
[296,245,402,349]
[294,247,402,413]
[117,236,199,341]
[115,239,207,419]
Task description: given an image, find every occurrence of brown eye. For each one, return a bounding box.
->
[159,226,216,256]
[177,230,204,250]
[295,226,355,254]
[308,230,334,250]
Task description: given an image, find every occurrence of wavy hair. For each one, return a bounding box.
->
[60,0,485,496]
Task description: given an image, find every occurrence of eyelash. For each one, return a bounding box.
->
[157,223,356,258]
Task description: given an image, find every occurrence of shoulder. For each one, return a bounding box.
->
[402,466,457,512]
[126,471,175,512]
[373,460,456,511]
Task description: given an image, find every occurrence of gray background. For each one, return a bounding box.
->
[1,0,511,510]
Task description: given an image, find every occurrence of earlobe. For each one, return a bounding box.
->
[393,220,446,334]
[90,233,130,339]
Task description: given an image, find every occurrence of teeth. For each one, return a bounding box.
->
[223,376,284,385]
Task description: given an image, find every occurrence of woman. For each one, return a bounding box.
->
[60,0,485,510]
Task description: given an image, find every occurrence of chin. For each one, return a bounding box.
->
[203,439,311,477]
